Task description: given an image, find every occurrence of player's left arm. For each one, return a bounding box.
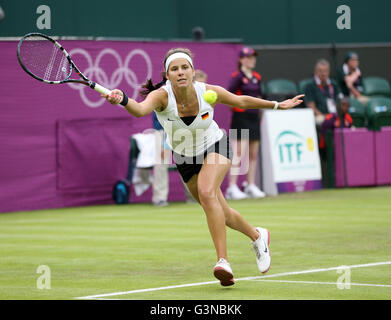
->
[206,84,304,110]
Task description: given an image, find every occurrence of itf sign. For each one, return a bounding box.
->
[261,109,322,195]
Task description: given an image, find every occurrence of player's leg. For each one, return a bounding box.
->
[217,187,271,273]
[184,174,200,203]
[185,170,257,247]
[184,161,234,286]
[198,152,236,285]
[186,156,270,275]
[217,188,259,241]
[197,152,231,261]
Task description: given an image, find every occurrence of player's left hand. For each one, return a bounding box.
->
[278,94,305,110]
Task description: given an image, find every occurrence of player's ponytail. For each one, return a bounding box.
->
[140,72,167,97]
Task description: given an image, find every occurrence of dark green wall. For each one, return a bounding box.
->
[178,0,391,44]
[0,0,178,39]
[1,0,390,44]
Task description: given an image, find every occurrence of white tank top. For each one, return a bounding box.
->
[155,80,223,157]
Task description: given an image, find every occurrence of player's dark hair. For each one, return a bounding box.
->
[140,48,194,97]
[140,72,167,97]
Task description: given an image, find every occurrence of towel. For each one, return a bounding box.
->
[132,133,156,168]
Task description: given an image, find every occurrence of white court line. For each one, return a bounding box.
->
[76,280,221,300]
[75,260,391,300]
[252,279,391,288]
[239,260,391,281]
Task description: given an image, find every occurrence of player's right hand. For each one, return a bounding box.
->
[102,89,123,105]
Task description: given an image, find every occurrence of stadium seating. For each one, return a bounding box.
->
[366,96,391,130]
[363,76,391,96]
[298,78,313,94]
[265,79,297,101]
[348,98,367,127]
[261,82,266,97]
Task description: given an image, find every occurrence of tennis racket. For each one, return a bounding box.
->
[17,32,111,96]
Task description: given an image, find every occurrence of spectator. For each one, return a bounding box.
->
[319,97,353,150]
[304,59,343,127]
[337,52,369,106]
[152,112,170,206]
[225,47,266,200]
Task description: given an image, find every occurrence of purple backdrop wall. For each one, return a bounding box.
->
[374,127,391,186]
[334,128,376,187]
[0,40,242,213]
[333,127,391,188]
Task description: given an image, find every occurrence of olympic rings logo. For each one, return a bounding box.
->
[67,48,153,108]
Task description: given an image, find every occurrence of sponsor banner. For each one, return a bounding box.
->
[261,109,322,195]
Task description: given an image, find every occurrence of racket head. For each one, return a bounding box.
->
[17,33,73,84]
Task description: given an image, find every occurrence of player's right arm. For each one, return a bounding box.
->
[104,88,167,117]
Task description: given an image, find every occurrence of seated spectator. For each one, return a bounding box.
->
[319,97,353,149]
[337,52,369,106]
[318,97,353,187]
[304,59,343,127]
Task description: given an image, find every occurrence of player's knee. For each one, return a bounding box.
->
[198,186,217,204]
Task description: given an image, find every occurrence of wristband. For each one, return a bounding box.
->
[120,91,129,107]
[273,101,279,110]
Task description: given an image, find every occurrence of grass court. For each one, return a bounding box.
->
[0,187,390,300]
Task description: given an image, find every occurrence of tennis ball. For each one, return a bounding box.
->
[203,90,218,104]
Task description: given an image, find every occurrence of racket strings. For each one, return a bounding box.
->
[19,36,71,82]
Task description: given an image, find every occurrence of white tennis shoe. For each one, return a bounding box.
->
[244,183,266,199]
[225,184,247,200]
[252,227,271,274]
[213,258,235,286]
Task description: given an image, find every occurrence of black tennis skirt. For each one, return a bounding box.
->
[230,111,261,140]
[173,133,233,183]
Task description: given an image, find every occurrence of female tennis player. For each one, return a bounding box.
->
[103,48,304,286]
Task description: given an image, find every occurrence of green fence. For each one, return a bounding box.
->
[1,0,390,44]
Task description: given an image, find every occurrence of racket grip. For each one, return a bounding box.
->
[92,82,111,96]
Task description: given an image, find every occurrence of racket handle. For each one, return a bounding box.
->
[91,82,111,96]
